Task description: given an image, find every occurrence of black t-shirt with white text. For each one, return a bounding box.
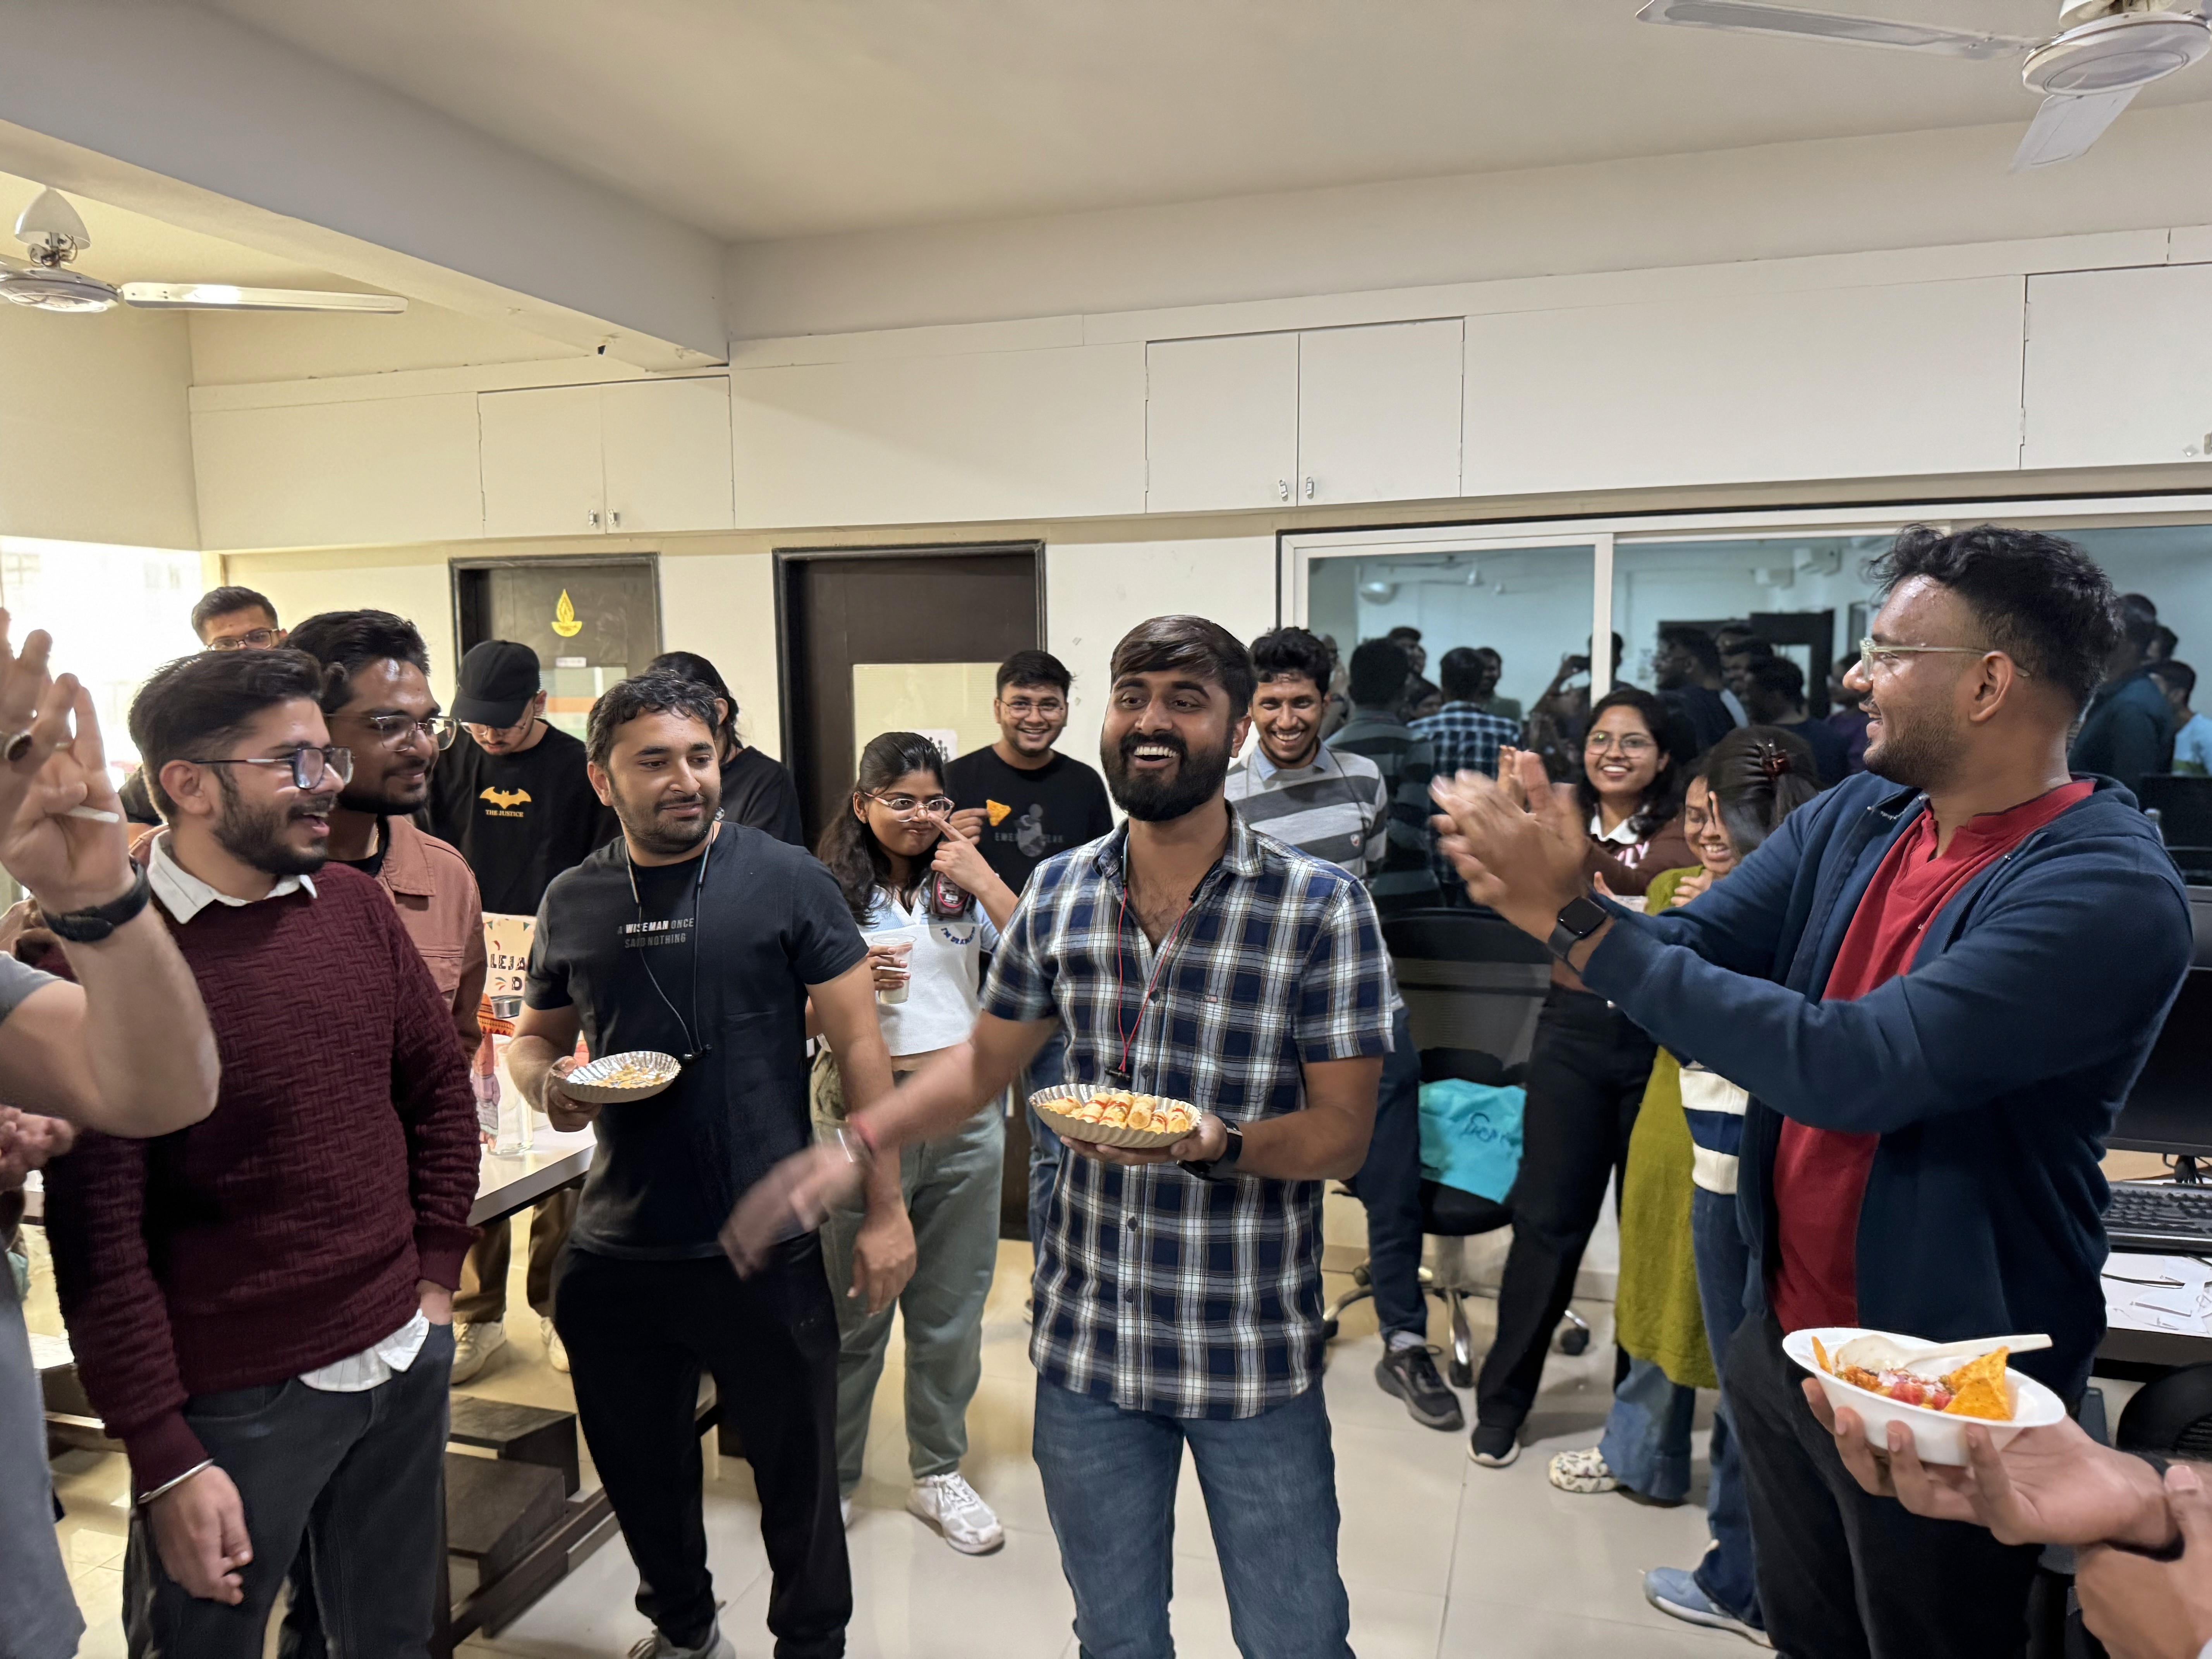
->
[526,823,866,1259]
[943,747,1116,893]
[427,724,619,917]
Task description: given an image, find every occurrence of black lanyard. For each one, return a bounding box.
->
[624,823,716,1063]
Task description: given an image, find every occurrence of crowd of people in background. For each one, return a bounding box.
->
[8,524,2212,1659]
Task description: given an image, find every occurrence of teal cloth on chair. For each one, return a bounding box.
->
[1417,1079,1525,1202]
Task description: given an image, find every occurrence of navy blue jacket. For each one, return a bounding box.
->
[1580,771,2191,1399]
[2070,668,2174,795]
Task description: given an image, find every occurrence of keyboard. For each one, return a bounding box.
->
[2107,1183,2212,1254]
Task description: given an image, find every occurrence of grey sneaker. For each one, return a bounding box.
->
[448,1320,506,1384]
[1375,1344,1465,1431]
[1644,1568,1771,1647]
[626,1623,733,1659]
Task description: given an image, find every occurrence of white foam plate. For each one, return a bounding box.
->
[1785,1325,2065,1465]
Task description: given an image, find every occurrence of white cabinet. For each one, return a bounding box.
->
[1142,320,1464,513]
[479,376,734,539]
[1145,333,1299,511]
[2023,264,2212,470]
[193,392,484,551]
[1296,319,1464,505]
[1464,277,2025,494]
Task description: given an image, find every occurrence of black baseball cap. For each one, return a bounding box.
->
[453,640,542,726]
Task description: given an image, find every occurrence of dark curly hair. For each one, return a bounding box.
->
[128,647,326,819]
[584,672,722,768]
[287,610,432,716]
[1249,626,1335,694]
[816,731,964,926]
[1867,524,2119,711]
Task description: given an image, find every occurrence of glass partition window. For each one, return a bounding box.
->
[1307,544,1598,722]
[1611,535,1892,720]
[2065,526,2212,676]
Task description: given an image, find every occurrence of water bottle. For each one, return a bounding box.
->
[493,1035,529,1154]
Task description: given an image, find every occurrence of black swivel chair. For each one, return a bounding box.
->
[1320,907,1590,1388]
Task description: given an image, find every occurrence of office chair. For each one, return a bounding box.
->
[1320,907,1590,1386]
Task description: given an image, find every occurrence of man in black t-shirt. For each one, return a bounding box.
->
[507,673,900,1659]
[426,640,620,1381]
[943,649,1115,1249]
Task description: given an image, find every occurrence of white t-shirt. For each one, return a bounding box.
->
[862,886,1001,1059]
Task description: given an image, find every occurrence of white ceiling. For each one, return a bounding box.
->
[199,0,2212,243]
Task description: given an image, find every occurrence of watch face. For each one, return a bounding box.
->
[1558,896,1608,937]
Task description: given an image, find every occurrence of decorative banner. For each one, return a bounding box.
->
[479,910,537,1037]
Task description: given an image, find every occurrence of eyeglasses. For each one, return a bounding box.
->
[204,629,281,652]
[356,714,459,751]
[870,792,955,817]
[1856,637,2013,677]
[1585,732,1656,756]
[1001,697,1066,717]
[185,746,353,791]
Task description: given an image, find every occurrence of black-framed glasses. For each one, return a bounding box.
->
[203,629,282,652]
[186,746,353,791]
[357,714,459,751]
[870,792,955,817]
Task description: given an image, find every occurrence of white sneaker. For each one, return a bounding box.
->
[625,1621,733,1659]
[907,1471,1005,1555]
[1548,1446,1620,1494]
[541,1316,569,1373]
[449,1320,507,1384]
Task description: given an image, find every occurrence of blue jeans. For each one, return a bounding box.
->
[1348,1005,1425,1341]
[1691,1183,1762,1630]
[1598,1355,1697,1502]
[1025,1026,1070,1251]
[1032,1379,1352,1659]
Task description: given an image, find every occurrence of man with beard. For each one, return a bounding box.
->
[728,616,1394,1659]
[1430,524,2193,1659]
[290,610,485,1051]
[505,672,897,1659]
[48,647,478,1659]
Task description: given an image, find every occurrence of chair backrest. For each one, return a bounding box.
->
[2116,1361,2212,1462]
[1382,906,1552,1066]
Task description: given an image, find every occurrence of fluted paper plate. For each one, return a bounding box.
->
[1029,1084,1199,1149]
[561,1050,682,1105]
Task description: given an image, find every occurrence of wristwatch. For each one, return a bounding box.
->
[44,864,152,944]
[1547,894,1609,964]
[1179,1118,1244,1182]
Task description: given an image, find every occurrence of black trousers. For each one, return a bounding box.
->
[125,1323,452,1659]
[1730,1312,2042,1659]
[1475,987,1656,1432]
[556,1240,850,1659]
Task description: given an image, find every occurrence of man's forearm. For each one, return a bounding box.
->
[1240,1108,1372,1182]
[506,1036,560,1113]
[64,908,217,1137]
[854,1039,1019,1155]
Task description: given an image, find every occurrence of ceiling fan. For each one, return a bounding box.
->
[1638,0,2211,169]
[0,187,407,316]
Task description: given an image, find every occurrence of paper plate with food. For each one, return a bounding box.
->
[1785,1326,2065,1464]
[1029,1084,1200,1150]
[559,1050,683,1105]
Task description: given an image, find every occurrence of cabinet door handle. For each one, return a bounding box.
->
[1277,479,1290,502]
[1304,477,1316,500]
[587,510,601,528]
[609,509,622,529]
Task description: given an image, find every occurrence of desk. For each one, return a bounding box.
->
[16,1121,596,1230]
[2099,1249,2212,1379]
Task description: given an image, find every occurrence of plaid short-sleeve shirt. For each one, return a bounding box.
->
[983,810,1395,1418]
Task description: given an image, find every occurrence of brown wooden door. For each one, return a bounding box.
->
[778,543,1043,847]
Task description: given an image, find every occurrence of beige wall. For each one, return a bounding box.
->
[0,302,198,550]
[188,300,581,388]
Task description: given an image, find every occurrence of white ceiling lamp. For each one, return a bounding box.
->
[1638,0,2210,170]
[0,188,409,316]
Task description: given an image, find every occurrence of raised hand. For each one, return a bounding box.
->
[1430,750,1592,938]
[0,678,135,916]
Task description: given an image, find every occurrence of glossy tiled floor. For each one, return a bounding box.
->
[31,1189,1744,1659]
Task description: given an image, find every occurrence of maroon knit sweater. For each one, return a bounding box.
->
[45,865,479,1496]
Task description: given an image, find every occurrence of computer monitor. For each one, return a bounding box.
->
[2107,887,2212,1158]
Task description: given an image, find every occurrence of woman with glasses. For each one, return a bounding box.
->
[1470,685,1693,1467]
[811,731,1019,1554]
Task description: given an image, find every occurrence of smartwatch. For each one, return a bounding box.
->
[1179,1118,1244,1182]
[44,864,152,944]
[1547,894,1609,964]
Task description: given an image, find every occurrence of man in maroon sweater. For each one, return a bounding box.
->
[47,647,479,1659]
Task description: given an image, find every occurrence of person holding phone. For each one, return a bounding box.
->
[812,732,1020,1552]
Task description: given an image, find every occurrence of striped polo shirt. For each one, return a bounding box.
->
[1224,744,1389,879]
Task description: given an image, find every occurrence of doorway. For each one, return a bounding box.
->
[452,556,662,740]
[777,543,1044,845]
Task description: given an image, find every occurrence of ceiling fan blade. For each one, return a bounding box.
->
[117,283,405,314]
[1637,0,2037,59]
[2009,86,2138,169]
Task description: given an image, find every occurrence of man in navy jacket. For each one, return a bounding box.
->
[1433,524,2192,1659]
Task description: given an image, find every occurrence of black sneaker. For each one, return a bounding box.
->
[1469,1421,1521,1467]
[1374,1344,1465,1431]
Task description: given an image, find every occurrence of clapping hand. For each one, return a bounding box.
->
[1430,750,1593,940]
[0,1105,75,1191]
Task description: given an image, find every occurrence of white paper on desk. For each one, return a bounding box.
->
[2105,1252,2212,1333]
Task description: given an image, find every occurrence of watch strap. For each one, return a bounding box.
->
[44,863,152,943]
[1547,894,1609,964]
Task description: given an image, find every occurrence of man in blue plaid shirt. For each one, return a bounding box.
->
[729,615,1393,1659]
[1411,647,1522,899]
